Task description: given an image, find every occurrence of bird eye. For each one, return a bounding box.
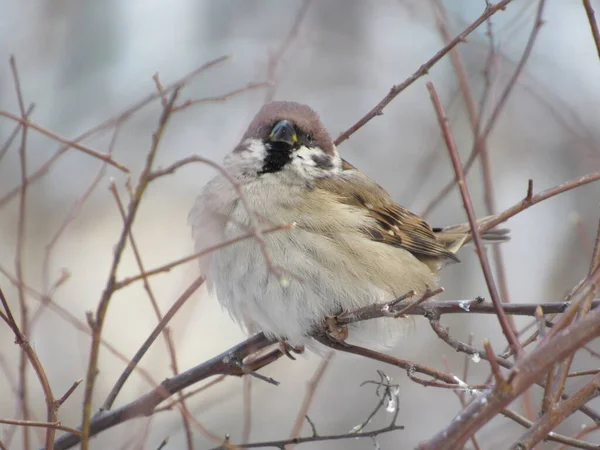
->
[306,132,313,143]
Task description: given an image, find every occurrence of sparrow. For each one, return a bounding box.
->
[189,101,507,348]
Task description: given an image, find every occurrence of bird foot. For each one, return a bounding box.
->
[279,340,304,360]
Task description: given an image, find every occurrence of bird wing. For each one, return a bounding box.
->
[315,159,458,262]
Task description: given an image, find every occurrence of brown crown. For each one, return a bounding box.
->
[242,101,335,155]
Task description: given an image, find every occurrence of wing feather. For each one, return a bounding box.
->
[316,160,458,262]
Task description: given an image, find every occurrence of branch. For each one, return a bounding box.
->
[419,269,600,450]
[173,81,272,112]
[213,371,403,449]
[427,81,522,358]
[107,178,194,449]
[114,224,291,290]
[422,0,547,216]
[0,55,231,210]
[477,170,600,235]
[79,88,181,448]
[500,408,599,450]
[0,110,129,172]
[10,54,34,450]
[0,419,80,437]
[51,333,278,450]
[333,0,515,146]
[49,289,600,450]
[264,0,313,102]
[288,352,333,442]
[0,287,57,450]
[100,276,205,411]
[583,0,600,60]
[509,374,600,449]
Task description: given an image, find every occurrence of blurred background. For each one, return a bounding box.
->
[1,0,600,448]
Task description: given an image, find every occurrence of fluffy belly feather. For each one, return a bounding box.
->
[207,223,436,347]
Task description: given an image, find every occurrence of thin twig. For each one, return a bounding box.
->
[114,223,291,290]
[334,0,515,146]
[10,54,33,450]
[422,0,547,216]
[0,103,34,162]
[41,124,121,294]
[427,81,523,359]
[79,88,181,449]
[483,339,505,386]
[55,379,83,410]
[501,409,599,449]
[174,81,272,112]
[0,288,57,450]
[510,374,600,449]
[288,352,333,443]
[108,178,193,449]
[419,268,600,450]
[583,0,600,60]
[212,423,404,450]
[264,0,313,102]
[51,333,278,450]
[314,334,460,388]
[0,110,128,172]
[242,376,252,446]
[101,276,204,411]
[0,419,80,436]
[478,170,600,235]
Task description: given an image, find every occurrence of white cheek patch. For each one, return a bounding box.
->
[291,146,337,171]
[225,138,267,173]
[241,138,268,160]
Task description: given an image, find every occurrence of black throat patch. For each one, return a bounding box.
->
[258,142,293,174]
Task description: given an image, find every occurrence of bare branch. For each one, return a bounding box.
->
[422,0,547,216]
[79,88,181,449]
[427,81,522,359]
[264,0,313,102]
[0,419,80,436]
[288,352,333,443]
[334,0,515,146]
[0,110,129,172]
[583,0,600,59]
[419,268,600,450]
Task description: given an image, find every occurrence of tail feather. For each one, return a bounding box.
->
[433,216,510,255]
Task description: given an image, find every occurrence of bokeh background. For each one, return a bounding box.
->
[1,1,600,449]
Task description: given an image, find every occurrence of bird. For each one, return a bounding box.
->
[189,101,507,349]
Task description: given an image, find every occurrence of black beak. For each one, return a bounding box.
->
[269,120,297,146]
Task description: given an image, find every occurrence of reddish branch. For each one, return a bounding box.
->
[79,89,182,449]
[99,277,204,409]
[0,287,61,450]
[0,55,234,210]
[334,0,515,146]
[422,0,547,217]
[510,374,600,449]
[264,0,313,102]
[0,110,129,173]
[427,81,523,359]
[51,333,280,450]
[583,0,600,60]
[47,289,600,450]
[420,264,600,449]
[10,54,34,450]
[421,307,600,449]
[108,179,194,448]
